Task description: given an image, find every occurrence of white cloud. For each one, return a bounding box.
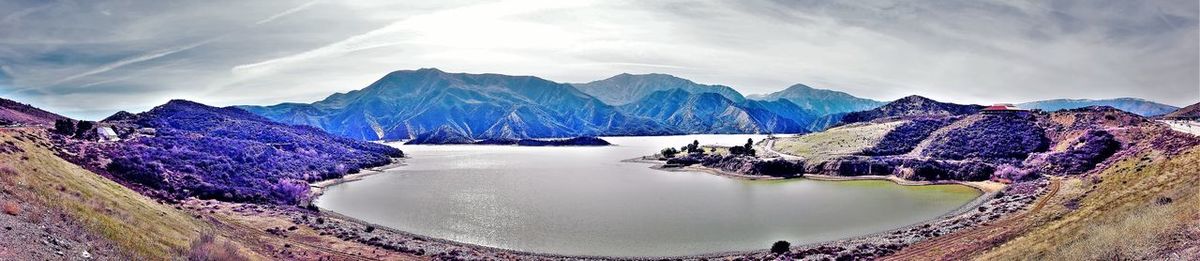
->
[0,0,1195,120]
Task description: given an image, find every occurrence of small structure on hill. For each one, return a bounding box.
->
[982,103,1027,114]
[96,126,120,142]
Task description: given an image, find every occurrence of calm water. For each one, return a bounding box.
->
[316,135,980,257]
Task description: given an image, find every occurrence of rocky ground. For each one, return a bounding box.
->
[0,196,115,260]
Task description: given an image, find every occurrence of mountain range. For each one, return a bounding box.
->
[618,89,807,134]
[241,68,676,142]
[573,73,745,105]
[243,69,822,143]
[1017,98,1178,116]
[236,68,1184,143]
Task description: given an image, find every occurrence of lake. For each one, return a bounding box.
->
[314,135,981,257]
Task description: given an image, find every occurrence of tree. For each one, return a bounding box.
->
[742,138,756,156]
[74,121,95,138]
[685,140,700,153]
[771,240,790,255]
[54,119,75,136]
[660,147,679,158]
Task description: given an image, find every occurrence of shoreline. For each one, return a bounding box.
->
[307,158,406,199]
[299,155,1018,260]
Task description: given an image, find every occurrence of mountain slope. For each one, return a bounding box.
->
[618,89,806,134]
[1017,98,1178,116]
[0,97,70,126]
[839,95,983,125]
[1162,101,1200,119]
[0,130,223,259]
[572,73,746,105]
[747,84,884,116]
[242,68,671,142]
[93,100,403,204]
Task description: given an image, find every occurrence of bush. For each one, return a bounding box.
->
[993,164,1038,182]
[2,201,19,216]
[187,234,249,261]
[54,119,75,136]
[660,147,679,158]
[74,121,95,138]
[771,240,791,255]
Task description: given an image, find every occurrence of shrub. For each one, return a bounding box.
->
[771,240,791,255]
[2,201,19,216]
[660,147,679,158]
[0,164,16,176]
[187,234,249,261]
[74,121,95,138]
[993,164,1039,182]
[54,119,75,135]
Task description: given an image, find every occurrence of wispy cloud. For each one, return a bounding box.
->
[50,36,223,86]
[0,0,1195,120]
[255,0,321,25]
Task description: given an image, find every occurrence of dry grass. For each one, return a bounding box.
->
[0,131,216,259]
[978,146,1200,260]
[771,121,903,160]
[187,233,252,261]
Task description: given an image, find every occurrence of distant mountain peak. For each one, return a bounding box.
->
[573,73,745,105]
[750,83,884,117]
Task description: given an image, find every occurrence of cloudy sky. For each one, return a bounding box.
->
[1,0,1196,119]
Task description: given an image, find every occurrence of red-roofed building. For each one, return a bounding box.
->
[982,103,1026,114]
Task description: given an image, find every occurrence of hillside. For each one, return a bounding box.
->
[572,73,746,105]
[1018,98,1179,116]
[71,100,404,204]
[0,98,70,126]
[1163,101,1200,119]
[770,104,1158,181]
[838,95,982,125]
[0,129,234,259]
[243,68,671,141]
[747,83,884,116]
[619,89,807,134]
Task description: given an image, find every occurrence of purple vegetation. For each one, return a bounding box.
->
[922,114,1049,161]
[101,100,403,204]
[863,117,957,156]
[992,164,1039,181]
[892,158,994,181]
[667,154,805,178]
[1024,130,1120,175]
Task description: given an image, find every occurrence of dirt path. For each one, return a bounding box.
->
[881,177,1062,260]
[1160,120,1200,136]
[763,138,803,160]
